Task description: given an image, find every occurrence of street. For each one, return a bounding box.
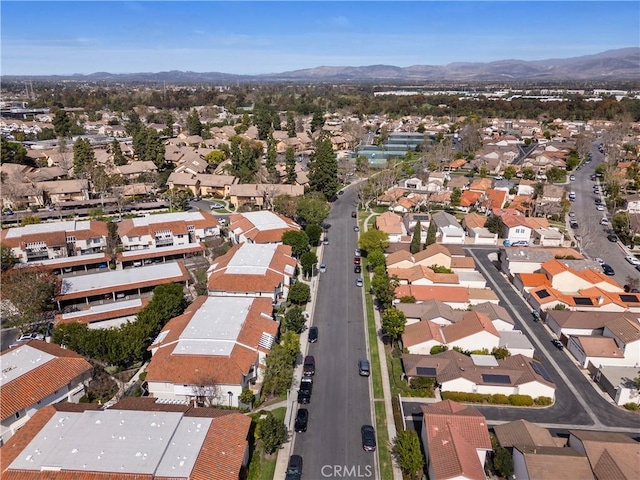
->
[291,187,376,478]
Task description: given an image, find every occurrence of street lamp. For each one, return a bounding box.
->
[227,391,233,407]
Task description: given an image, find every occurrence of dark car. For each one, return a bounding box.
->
[297,377,313,404]
[607,234,618,242]
[351,211,357,218]
[285,455,303,480]
[308,326,318,343]
[602,263,615,276]
[303,355,315,376]
[551,339,564,350]
[354,226,360,232]
[294,408,309,433]
[358,358,370,376]
[354,265,362,274]
[361,425,377,452]
[570,220,579,229]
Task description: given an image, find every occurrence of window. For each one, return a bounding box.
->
[15,411,20,419]
[66,236,76,243]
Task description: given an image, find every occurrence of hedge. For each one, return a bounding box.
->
[441,391,549,406]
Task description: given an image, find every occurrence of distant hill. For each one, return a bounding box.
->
[3,48,639,83]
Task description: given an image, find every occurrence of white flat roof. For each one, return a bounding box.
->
[9,410,211,476]
[1,344,55,386]
[226,243,277,275]
[120,244,202,258]
[29,252,107,266]
[470,354,499,367]
[131,211,205,227]
[173,297,254,356]
[242,211,289,231]
[61,299,144,319]
[499,330,535,350]
[60,263,184,295]
[5,219,91,239]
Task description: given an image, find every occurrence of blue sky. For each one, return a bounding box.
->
[1,1,638,75]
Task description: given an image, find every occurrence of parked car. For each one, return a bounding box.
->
[308,326,318,343]
[351,211,357,218]
[356,277,363,287]
[323,237,329,245]
[354,226,360,232]
[294,408,309,433]
[625,255,640,266]
[209,202,224,209]
[361,425,377,452]
[569,175,576,181]
[607,234,619,242]
[551,339,564,350]
[354,248,361,257]
[297,377,313,404]
[303,355,315,376]
[511,240,529,247]
[319,264,326,273]
[596,204,605,211]
[354,265,362,274]
[568,211,576,217]
[602,264,615,276]
[354,256,361,265]
[285,455,303,480]
[358,359,370,376]
[570,220,579,229]
[600,218,609,226]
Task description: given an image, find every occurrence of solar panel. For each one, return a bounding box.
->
[574,297,594,306]
[619,294,639,303]
[537,289,551,299]
[482,373,511,384]
[530,361,553,383]
[416,367,437,377]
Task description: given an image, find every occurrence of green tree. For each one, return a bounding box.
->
[288,282,311,305]
[285,147,297,184]
[186,109,203,136]
[1,266,60,331]
[358,229,389,254]
[491,346,511,360]
[204,150,226,169]
[393,430,425,480]
[355,155,369,173]
[503,165,517,180]
[280,331,300,364]
[52,109,74,137]
[305,224,323,246]
[546,166,567,183]
[410,220,422,254]
[239,387,254,408]
[450,187,462,206]
[430,345,448,354]
[296,192,330,225]
[0,244,18,272]
[372,265,395,310]
[20,216,41,226]
[286,111,296,137]
[300,251,318,278]
[367,249,387,269]
[259,412,288,455]
[0,138,28,165]
[73,138,95,175]
[281,230,310,258]
[283,306,306,334]
[273,194,299,219]
[311,108,324,132]
[382,308,407,344]
[308,133,340,200]
[522,167,536,180]
[37,127,56,141]
[111,139,127,166]
[266,132,278,181]
[485,215,504,235]
[253,105,277,141]
[425,220,437,246]
[262,345,294,397]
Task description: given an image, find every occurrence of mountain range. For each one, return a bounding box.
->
[3,48,639,83]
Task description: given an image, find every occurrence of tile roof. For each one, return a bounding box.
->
[515,446,595,480]
[388,265,459,285]
[518,272,552,287]
[420,400,491,480]
[463,213,487,229]
[569,430,639,480]
[573,336,624,359]
[402,320,444,347]
[376,211,405,234]
[493,419,558,448]
[396,300,462,323]
[394,285,470,304]
[443,311,499,343]
[604,316,640,344]
[0,340,93,422]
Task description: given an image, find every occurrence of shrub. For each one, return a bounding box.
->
[399,295,416,303]
[287,282,310,304]
[623,402,639,411]
[430,345,448,355]
[534,396,553,406]
[488,394,509,404]
[409,377,435,390]
[508,394,534,406]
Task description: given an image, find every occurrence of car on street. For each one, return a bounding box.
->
[354,265,362,274]
[607,234,619,242]
[297,377,313,404]
[351,211,357,218]
[595,257,605,266]
[354,256,361,265]
[551,339,564,350]
[511,240,529,247]
[285,455,303,480]
[4,210,14,216]
[303,355,315,376]
[595,198,602,204]
[568,211,576,217]
[600,218,609,226]
[354,248,361,257]
[338,190,344,195]
[319,264,326,273]
[569,175,576,181]
[361,425,377,452]
[354,226,360,232]
[625,255,640,266]
[323,237,329,245]
[570,220,579,229]
[602,263,615,276]
[209,202,224,209]
[294,408,309,433]
[596,204,605,211]
[356,277,363,287]
[308,326,318,343]
[358,358,370,376]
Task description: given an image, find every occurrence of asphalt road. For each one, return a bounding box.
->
[1,327,20,351]
[292,187,376,479]
[571,142,640,285]
[402,247,640,432]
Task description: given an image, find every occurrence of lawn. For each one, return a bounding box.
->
[247,407,286,480]
[375,400,394,480]
[363,273,384,399]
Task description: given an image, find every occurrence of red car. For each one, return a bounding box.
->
[354,256,361,265]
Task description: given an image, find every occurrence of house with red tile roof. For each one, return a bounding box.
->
[483,188,508,211]
[567,430,640,480]
[0,340,92,444]
[0,398,251,479]
[228,183,304,209]
[462,212,499,245]
[387,243,475,271]
[0,219,108,267]
[228,211,300,244]
[459,189,483,209]
[395,284,498,308]
[420,400,492,480]
[146,296,277,407]
[512,445,596,480]
[375,211,407,242]
[404,350,556,399]
[207,243,296,304]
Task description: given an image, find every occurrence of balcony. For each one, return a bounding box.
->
[25,249,49,261]
[155,237,174,247]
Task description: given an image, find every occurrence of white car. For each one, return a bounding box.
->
[356,278,363,287]
[625,255,640,266]
[319,264,327,273]
[596,204,605,211]
[600,218,609,226]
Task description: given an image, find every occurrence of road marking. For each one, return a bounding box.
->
[467,249,602,427]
